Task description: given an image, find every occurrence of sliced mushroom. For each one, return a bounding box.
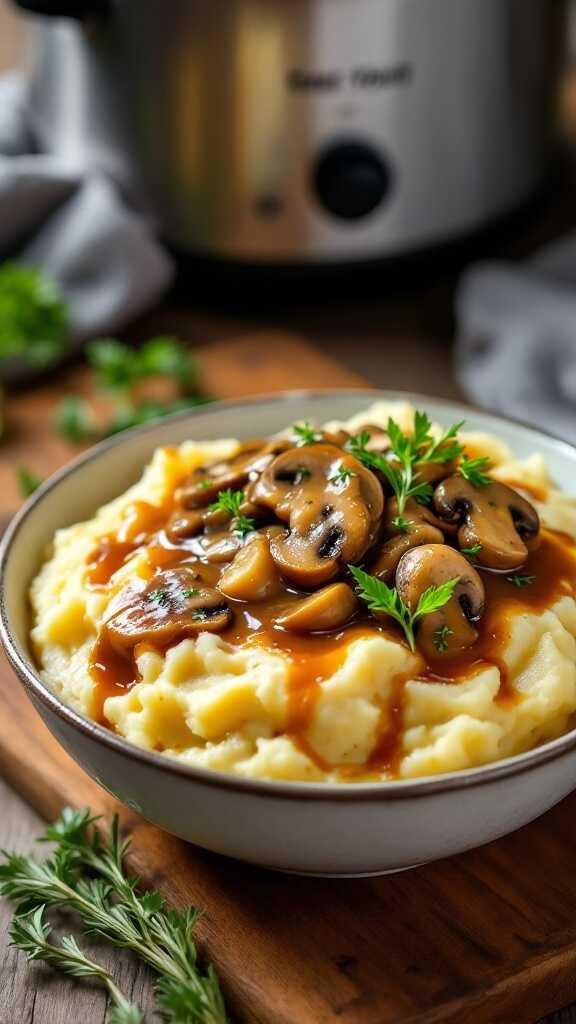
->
[189,530,243,563]
[433,477,540,571]
[384,496,454,537]
[321,428,352,447]
[176,439,291,509]
[276,583,358,632]
[105,568,232,651]
[356,424,391,453]
[218,534,281,602]
[251,444,384,587]
[395,545,485,660]
[165,509,204,543]
[369,524,444,584]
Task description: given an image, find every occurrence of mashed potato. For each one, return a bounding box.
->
[30,402,576,782]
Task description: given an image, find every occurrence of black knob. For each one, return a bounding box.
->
[313,142,391,221]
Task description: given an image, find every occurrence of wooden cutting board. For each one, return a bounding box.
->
[1,332,576,1024]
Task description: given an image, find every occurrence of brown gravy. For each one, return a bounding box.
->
[85,491,576,776]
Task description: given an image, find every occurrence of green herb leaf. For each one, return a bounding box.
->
[391,515,410,533]
[458,455,493,488]
[507,574,536,588]
[183,587,200,598]
[88,337,198,394]
[414,577,461,619]
[293,421,320,446]
[147,588,170,607]
[9,906,143,1023]
[460,543,483,561]
[209,489,254,537]
[0,263,69,367]
[349,564,460,653]
[328,465,357,485]
[0,808,228,1023]
[16,465,43,497]
[54,397,94,443]
[433,625,454,653]
[102,396,211,438]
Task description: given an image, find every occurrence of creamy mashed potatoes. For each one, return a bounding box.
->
[30,403,576,782]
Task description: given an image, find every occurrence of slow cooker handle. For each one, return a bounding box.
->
[12,0,106,17]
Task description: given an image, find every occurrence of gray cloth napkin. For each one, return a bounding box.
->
[0,72,174,378]
[455,233,576,443]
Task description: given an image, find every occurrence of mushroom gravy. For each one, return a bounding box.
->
[31,403,576,782]
[84,438,576,777]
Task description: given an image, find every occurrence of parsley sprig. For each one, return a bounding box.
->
[16,464,43,498]
[0,808,227,1024]
[348,411,462,517]
[209,489,255,537]
[349,565,460,652]
[293,421,321,446]
[458,455,492,488]
[507,574,536,588]
[0,263,69,368]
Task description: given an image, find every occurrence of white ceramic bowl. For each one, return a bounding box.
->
[3,389,576,877]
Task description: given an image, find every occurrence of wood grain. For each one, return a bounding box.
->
[1,332,576,1023]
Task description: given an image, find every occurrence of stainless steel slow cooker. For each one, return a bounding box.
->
[14,0,566,266]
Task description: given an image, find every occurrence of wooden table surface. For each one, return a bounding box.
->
[2,2,576,1021]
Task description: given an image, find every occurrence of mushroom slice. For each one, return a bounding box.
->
[356,424,391,453]
[276,583,358,633]
[252,444,384,587]
[105,568,232,651]
[385,496,454,536]
[165,509,204,542]
[190,530,243,563]
[395,545,485,660]
[370,524,444,584]
[176,439,291,510]
[218,534,281,602]
[433,477,540,571]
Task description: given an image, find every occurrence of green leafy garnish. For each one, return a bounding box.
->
[0,808,227,1023]
[146,588,170,607]
[16,464,43,497]
[54,396,95,443]
[433,624,454,653]
[348,421,433,516]
[461,543,483,561]
[209,489,255,537]
[9,906,143,1024]
[88,336,198,394]
[458,455,492,488]
[391,515,410,533]
[293,421,320,446]
[184,587,200,598]
[0,263,69,367]
[101,395,210,437]
[349,565,460,652]
[328,465,357,486]
[507,574,536,588]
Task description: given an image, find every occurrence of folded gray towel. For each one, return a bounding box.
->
[0,72,174,380]
[455,233,576,443]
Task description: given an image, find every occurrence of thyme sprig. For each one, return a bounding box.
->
[0,808,227,1024]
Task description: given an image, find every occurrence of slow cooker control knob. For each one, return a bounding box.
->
[313,142,391,221]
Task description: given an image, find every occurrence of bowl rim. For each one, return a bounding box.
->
[4,385,576,804]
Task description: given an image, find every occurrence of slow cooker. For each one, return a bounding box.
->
[13,0,566,267]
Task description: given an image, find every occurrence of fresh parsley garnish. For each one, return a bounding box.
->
[195,479,213,490]
[0,808,227,1024]
[507,574,536,588]
[461,543,483,561]
[391,515,410,533]
[328,465,357,485]
[349,564,460,652]
[183,587,200,598]
[293,421,320,446]
[433,624,454,653]
[88,336,198,394]
[209,489,255,537]
[146,588,170,607]
[16,464,43,497]
[458,455,492,488]
[54,396,95,443]
[0,263,69,368]
[348,417,433,516]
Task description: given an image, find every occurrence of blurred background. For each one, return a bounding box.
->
[1,0,576,502]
